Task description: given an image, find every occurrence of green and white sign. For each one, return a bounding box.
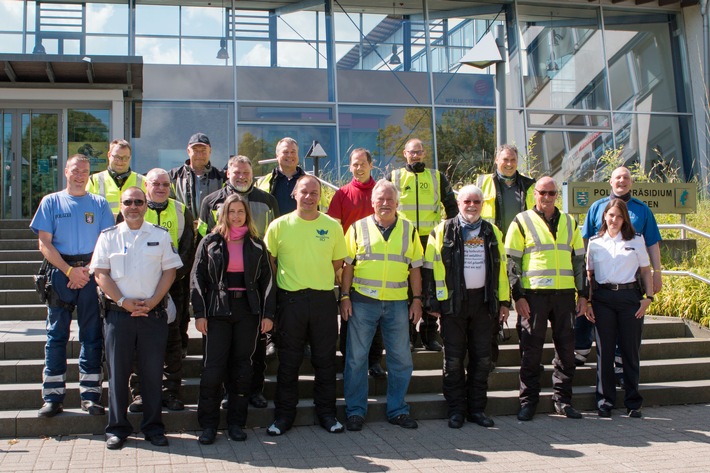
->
[563,182,697,215]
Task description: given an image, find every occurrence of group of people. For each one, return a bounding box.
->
[29,134,662,450]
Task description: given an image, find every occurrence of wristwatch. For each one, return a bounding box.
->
[116,296,126,307]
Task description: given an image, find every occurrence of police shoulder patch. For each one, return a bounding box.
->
[589,235,601,241]
[101,225,119,233]
[152,224,169,232]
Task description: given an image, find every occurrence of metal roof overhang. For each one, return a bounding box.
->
[0,54,143,99]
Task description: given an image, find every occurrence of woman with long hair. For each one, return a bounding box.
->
[585,199,653,418]
[191,193,275,444]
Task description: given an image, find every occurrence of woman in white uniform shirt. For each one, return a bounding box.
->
[585,199,653,419]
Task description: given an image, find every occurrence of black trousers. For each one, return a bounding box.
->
[173,277,191,350]
[130,279,185,399]
[518,291,577,407]
[104,309,168,439]
[250,331,267,396]
[339,317,383,365]
[198,297,260,429]
[274,289,338,426]
[441,289,493,416]
[593,287,644,410]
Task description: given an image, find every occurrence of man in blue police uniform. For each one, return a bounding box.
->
[30,154,115,418]
[91,187,183,450]
[575,166,663,370]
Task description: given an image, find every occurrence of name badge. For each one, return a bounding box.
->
[147,242,159,246]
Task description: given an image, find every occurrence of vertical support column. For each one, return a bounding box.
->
[128,0,136,56]
[269,10,277,67]
[495,24,507,147]
[325,0,341,175]
[403,20,412,71]
[422,0,438,169]
[232,0,238,155]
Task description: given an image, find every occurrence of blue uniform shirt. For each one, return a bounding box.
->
[582,196,662,247]
[30,190,115,255]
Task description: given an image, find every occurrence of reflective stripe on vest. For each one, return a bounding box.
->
[393,168,440,235]
[93,171,145,214]
[351,217,413,300]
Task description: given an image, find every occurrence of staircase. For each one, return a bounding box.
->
[1,218,710,438]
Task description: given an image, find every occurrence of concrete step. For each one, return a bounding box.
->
[0,275,35,290]
[0,228,35,240]
[3,379,710,438]
[0,304,47,321]
[0,250,42,262]
[0,220,31,230]
[0,239,39,251]
[0,290,40,306]
[0,261,41,276]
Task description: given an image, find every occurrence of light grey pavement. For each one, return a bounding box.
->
[1,404,708,472]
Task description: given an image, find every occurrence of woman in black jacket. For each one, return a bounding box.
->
[191,193,275,444]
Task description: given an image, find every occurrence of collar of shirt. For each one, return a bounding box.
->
[532,206,560,234]
[372,215,398,241]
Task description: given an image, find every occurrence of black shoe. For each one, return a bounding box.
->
[221,393,229,410]
[467,412,494,428]
[320,416,344,433]
[129,396,143,413]
[106,435,126,450]
[162,394,184,411]
[145,433,169,447]
[228,425,247,441]
[81,400,105,416]
[249,392,268,408]
[388,414,418,429]
[425,340,443,352]
[368,363,386,379]
[265,343,277,358]
[554,402,582,419]
[198,428,217,445]
[267,418,291,436]
[517,404,536,421]
[38,401,63,418]
[627,408,643,418]
[448,413,465,429]
[346,415,364,431]
[598,406,612,418]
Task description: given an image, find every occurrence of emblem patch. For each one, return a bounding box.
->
[85,212,94,224]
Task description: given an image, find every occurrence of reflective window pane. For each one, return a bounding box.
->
[67,109,110,174]
[528,129,613,181]
[136,5,179,36]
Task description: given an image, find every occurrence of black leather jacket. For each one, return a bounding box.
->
[423,217,509,317]
[190,232,276,320]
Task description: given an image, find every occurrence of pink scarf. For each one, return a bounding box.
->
[229,225,249,241]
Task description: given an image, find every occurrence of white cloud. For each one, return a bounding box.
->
[239,43,270,66]
[0,0,26,31]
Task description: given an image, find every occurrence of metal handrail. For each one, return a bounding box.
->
[657,223,710,287]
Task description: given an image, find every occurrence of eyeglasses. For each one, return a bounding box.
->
[110,154,131,162]
[405,149,424,155]
[461,199,482,205]
[149,181,171,188]
[535,189,558,197]
[122,199,145,207]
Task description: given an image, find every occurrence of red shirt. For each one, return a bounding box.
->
[327,177,376,233]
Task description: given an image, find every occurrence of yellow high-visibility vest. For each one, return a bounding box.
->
[392,168,441,236]
[144,199,186,247]
[86,170,146,216]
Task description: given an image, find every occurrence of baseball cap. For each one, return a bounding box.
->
[188,133,211,147]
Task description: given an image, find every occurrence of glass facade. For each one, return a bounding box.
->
[0,0,700,189]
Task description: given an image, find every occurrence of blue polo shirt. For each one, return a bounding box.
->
[582,196,661,247]
[30,190,114,255]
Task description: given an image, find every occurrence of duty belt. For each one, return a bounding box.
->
[597,282,637,291]
[59,253,93,267]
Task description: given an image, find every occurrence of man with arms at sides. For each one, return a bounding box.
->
[340,180,423,432]
[265,175,348,436]
[91,187,182,450]
[505,177,588,422]
[30,154,114,418]
[424,184,510,429]
[388,138,458,352]
[120,168,194,414]
[575,167,662,377]
[87,139,146,217]
[327,148,385,379]
[477,144,535,367]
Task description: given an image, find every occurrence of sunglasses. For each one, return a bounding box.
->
[149,181,171,188]
[122,199,145,207]
[461,199,482,205]
[535,190,558,197]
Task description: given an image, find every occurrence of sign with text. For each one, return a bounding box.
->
[563,182,697,215]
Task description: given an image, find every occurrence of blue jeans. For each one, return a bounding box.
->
[344,294,413,419]
[44,268,103,402]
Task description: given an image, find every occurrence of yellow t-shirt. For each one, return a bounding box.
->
[265,212,347,291]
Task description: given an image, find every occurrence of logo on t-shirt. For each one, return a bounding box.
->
[85,212,94,224]
[316,229,329,241]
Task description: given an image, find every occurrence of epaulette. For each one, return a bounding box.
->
[635,232,642,237]
[152,224,169,232]
[589,234,601,241]
[101,225,118,233]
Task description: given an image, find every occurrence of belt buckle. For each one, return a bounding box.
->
[610,283,619,291]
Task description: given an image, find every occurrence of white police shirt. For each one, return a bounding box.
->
[586,232,649,284]
[90,221,183,299]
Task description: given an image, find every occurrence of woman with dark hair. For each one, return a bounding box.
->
[191,193,275,444]
[585,199,653,418]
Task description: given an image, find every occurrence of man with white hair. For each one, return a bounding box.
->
[424,184,510,429]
